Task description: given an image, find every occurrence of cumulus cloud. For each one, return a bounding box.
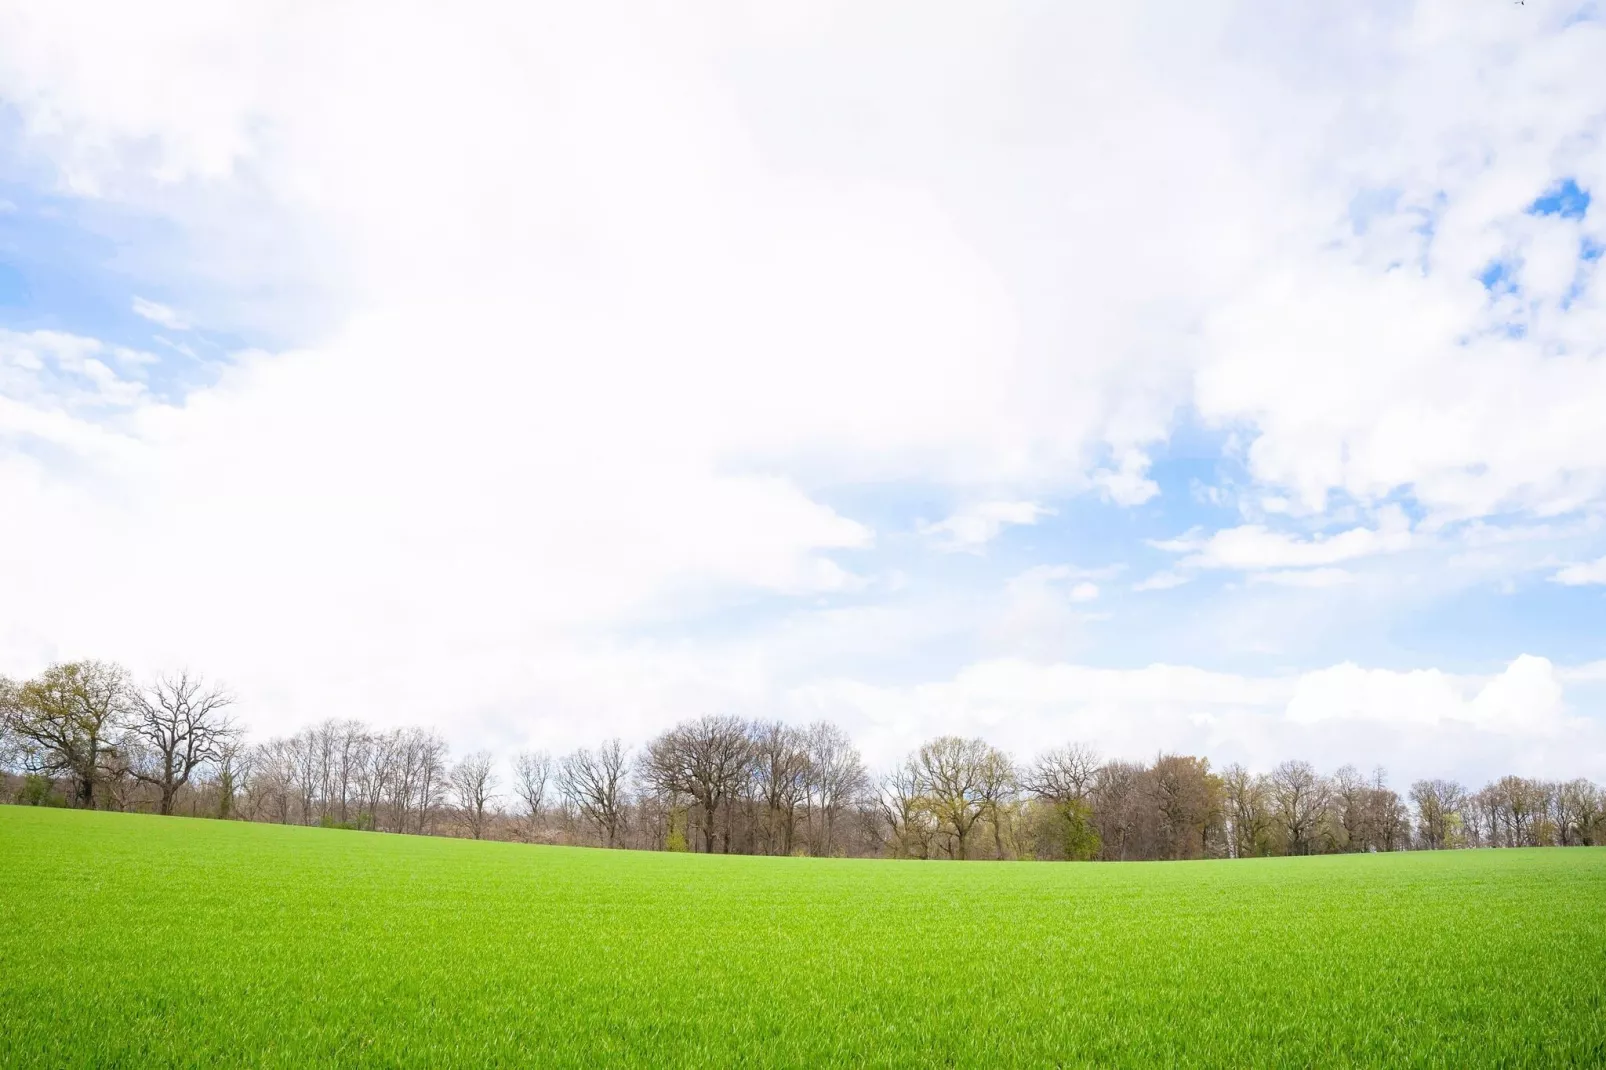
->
[1091,451,1160,506]
[1553,555,1606,586]
[0,3,1602,777]
[1190,7,1606,522]
[0,328,152,420]
[792,654,1603,783]
[1132,570,1190,592]
[920,501,1052,553]
[1155,506,1414,571]
[1250,568,1355,588]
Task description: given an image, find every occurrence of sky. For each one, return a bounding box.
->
[1,1,1604,786]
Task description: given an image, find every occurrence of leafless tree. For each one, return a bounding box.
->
[513,749,553,841]
[802,721,868,857]
[1368,768,1410,852]
[752,722,811,855]
[1090,760,1143,860]
[1221,763,1272,858]
[1410,778,1466,849]
[356,729,400,830]
[1481,775,1550,847]
[976,746,1019,859]
[1271,760,1329,856]
[1329,765,1370,852]
[331,720,369,824]
[124,672,239,816]
[390,727,449,833]
[1147,753,1221,860]
[243,737,296,823]
[214,739,251,819]
[1026,743,1101,804]
[877,759,936,859]
[18,660,1606,864]
[1555,778,1602,846]
[560,739,630,847]
[449,751,499,839]
[641,715,753,853]
[102,746,141,812]
[0,677,20,772]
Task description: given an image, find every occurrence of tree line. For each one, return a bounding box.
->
[4,660,1603,858]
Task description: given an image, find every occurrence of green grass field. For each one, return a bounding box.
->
[2,808,1603,1068]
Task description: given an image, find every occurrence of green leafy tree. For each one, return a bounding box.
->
[2,661,132,809]
[1058,798,1102,861]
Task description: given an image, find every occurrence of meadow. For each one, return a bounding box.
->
[1,808,1602,1067]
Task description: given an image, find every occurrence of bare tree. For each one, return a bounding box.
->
[1026,744,1101,804]
[1410,778,1466,849]
[125,673,239,816]
[2,661,133,808]
[244,737,296,824]
[1483,775,1549,847]
[1330,765,1370,852]
[751,722,811,855]
[214,739,251,820]
[1221,763,1272,859]
[0,676,20,773]
[641,715,753,853]
[289,728,319,824]
[1148,754,1222,860]
[449,751,499,839]
[513,750,553,841]
[803,721,868,857]
[877,759,936,859]
[356,729,400,830]
[560,739,630,847]
[976,746,1018,859]
[1270,760,1329,856]
[1090,760,1143,861]
[911,736,993,859]
[1368,768,1410,852]
[332,720,369,824]
[390,727,449,834]
[1556,778,1603,846]
[1024,744,1102,861]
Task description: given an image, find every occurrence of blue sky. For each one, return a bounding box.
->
[1,2,1604,785]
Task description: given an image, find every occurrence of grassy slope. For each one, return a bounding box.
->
[1,808,1603,1068]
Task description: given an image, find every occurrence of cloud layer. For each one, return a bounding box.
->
[0,3,1603,781]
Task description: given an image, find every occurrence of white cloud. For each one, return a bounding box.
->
[1188,7,1606,522]
[1250,567,1355,588]
[1563,660,1606,683]
[1091,450,1159,506]
[1285,655,1565,736]
[985,565,1117,658]
[1156,506,1414,571]
[131,297,189,330]
[920,500,1051,553]
[0,3,1602,777]
[1132,570,1190,592]
[793,654,1602,783]
[1553,555,1606,586]
[0,328,151,421]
